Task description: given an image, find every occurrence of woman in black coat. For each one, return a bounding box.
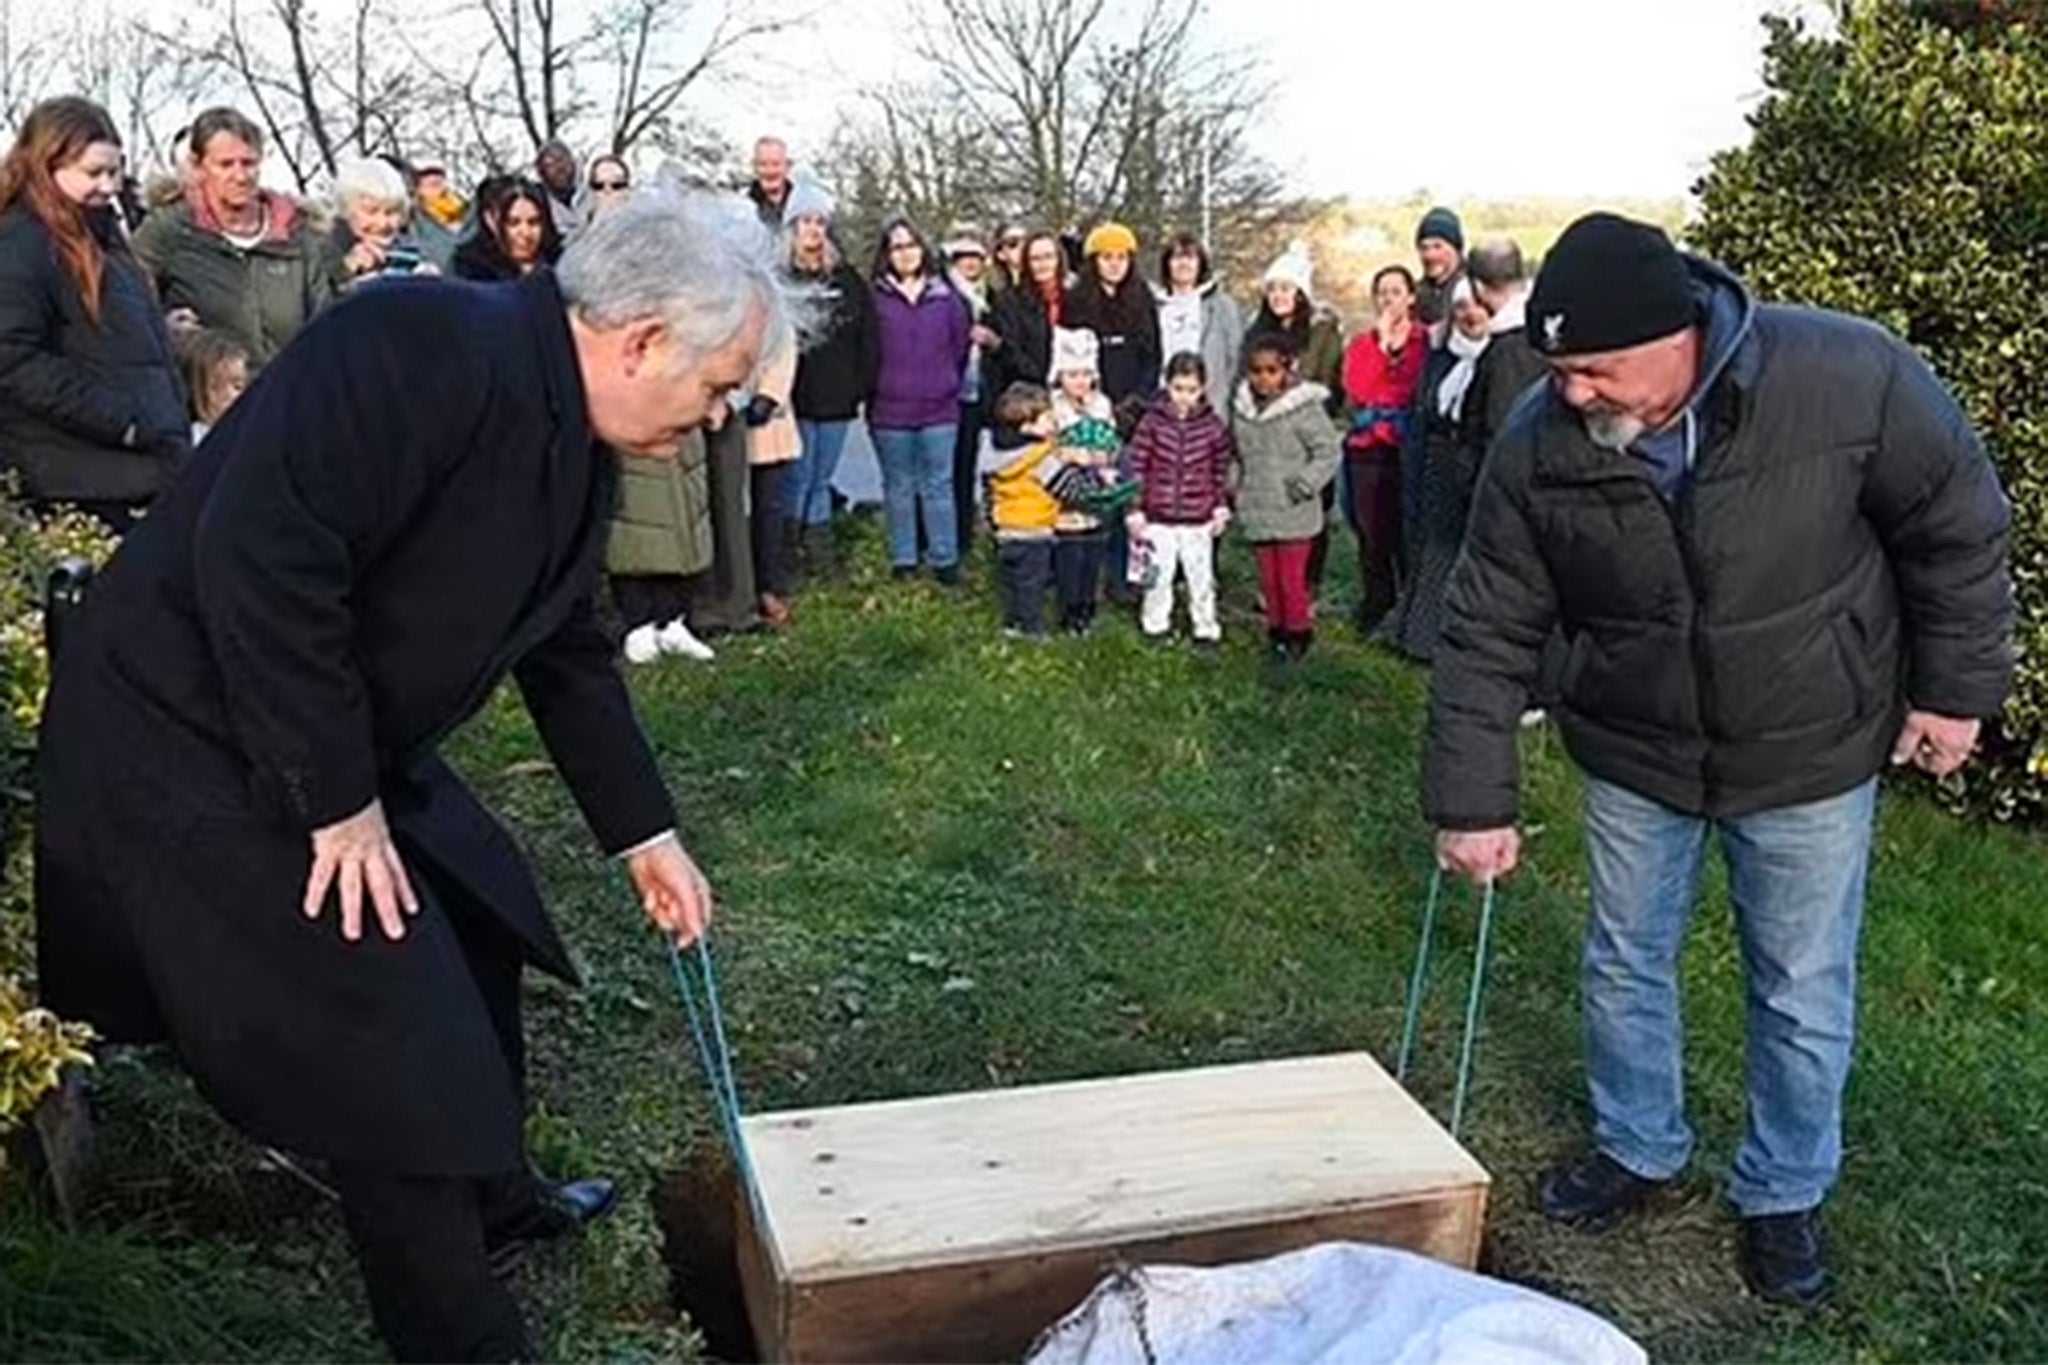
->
[987,229,1067,398]
[452,178,562,282]
[0,97,187,529]
[1062,221,1160,420]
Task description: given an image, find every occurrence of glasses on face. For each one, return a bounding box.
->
[999,237,1025,250]
[889,240,920,253]
[592,179,628,192]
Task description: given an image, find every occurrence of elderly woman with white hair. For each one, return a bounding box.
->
[34,192,800,1362]
[325,155,436,291]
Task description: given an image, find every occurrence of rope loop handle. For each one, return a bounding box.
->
[1396,867,1499,1139]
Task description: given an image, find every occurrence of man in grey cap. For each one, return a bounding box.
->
[1423,212,2012,1306]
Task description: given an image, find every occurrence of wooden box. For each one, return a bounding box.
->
[736,1051,1490,1363]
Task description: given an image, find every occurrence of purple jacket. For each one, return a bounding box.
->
[869,275,972,431]
[1124,391,1233,524]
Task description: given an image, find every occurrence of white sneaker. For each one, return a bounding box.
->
[1520,708,1548,729]
[623,624,662,664]
[656,617,716,662]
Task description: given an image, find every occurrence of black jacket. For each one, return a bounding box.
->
[990,284,1057,395]
[35,271,675,1174]
[1064,276,1161,405]
[1425,258,2013,827]
[790,258,877,421]
[0,205,188,503]
[1460,323,1546,469]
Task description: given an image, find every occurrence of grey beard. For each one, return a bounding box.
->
[1583,407,1646,451]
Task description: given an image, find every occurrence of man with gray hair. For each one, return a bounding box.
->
[746,134,793,229]
[34,194,798,1361]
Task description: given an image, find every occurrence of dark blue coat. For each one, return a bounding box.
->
[34,271,675,1174]
[0,204,188,503]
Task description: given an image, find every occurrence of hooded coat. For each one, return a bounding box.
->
[130,190,331,365]
[35,272,675,1175]
[1425,257,2014,828]
[1229,379,1343,543]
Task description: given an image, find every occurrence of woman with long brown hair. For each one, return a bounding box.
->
[0,96,188,529]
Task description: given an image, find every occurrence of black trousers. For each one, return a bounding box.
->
[953,398,989,556]
[750,462,792,600]
[1054,531,1105,630]
[612,574,690,631]
[332,873,535,1363]
[997,538,1053,634]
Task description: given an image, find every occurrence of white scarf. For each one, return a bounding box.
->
[1487,288,1529,337]
[1436,328,1490,420]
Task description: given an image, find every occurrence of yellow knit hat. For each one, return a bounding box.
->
[1083,221,1138,257]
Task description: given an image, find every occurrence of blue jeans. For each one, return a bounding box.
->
[871,423,958,569]
[1582,775,1877,1215]
[786,419,854,526]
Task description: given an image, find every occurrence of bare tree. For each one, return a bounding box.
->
[829,0,1312,271]
[0,0,61,130]
[596,0,803,156]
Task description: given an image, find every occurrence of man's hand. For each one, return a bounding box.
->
[1892,710,1981,778]
[1435,826,1521,885]
[305,798,419,943]
[627,835,715,946]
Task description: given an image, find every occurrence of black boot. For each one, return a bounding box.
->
[1739,1208,1830,1307]
[1266,627,1291,664]
[1537,1152,1676,1230]
[1288,628,1315,660]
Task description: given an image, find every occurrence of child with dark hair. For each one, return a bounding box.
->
[1231,332,1342,662]
[985,382,1065,638]
[1123,352,1233,648]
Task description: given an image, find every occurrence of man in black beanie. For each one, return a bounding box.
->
[1414,205,1465,328]
[1421,211,2013,1306]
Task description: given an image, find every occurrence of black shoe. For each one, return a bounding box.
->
[1287,628,1314,660]
[1740,1208,1830,1307]
[485,1177,618,1277]
[1192,638,1220,656]
[891,565,917,582]
[1537,1152,1674,1230]
[935,564,962,587]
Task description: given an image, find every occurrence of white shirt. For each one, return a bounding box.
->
[1159,290,1205,370]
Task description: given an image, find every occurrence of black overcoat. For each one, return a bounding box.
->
[34,271,676,1175]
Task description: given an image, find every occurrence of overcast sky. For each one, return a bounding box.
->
[719,0,1829,203]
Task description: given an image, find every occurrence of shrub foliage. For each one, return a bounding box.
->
[1692,1,2048,817]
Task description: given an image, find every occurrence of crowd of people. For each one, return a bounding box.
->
[0,94,1553,668]
[7,87,2021,1361]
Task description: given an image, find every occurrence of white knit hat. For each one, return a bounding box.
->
[1262,240,1315,295]
[1047,326,1100,381]
[781,178,835,227]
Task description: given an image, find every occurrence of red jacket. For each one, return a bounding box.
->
[1123,392,1233,524]
[1342,324,1427,453]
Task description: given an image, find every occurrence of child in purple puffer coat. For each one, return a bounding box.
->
[1122,352,1234,647]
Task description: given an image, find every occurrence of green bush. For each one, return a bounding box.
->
[1691,2,2048,818]
[0,490,114,1174]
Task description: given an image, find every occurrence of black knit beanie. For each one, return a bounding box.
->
[1415,205,1463,252]
[1527,213,1696,357]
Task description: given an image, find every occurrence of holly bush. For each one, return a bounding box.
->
[1693,1,2048,818]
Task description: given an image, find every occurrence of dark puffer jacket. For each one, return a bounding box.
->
[1123,391,1232,525]
[1425,257,2013,828]
[789,257,877,422]
[0,204,189,503]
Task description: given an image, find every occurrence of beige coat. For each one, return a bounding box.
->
[747,348,800,466]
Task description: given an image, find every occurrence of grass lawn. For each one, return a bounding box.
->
[6,523,2047,1362]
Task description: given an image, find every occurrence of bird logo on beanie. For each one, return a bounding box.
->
[1542,313,1566,353]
